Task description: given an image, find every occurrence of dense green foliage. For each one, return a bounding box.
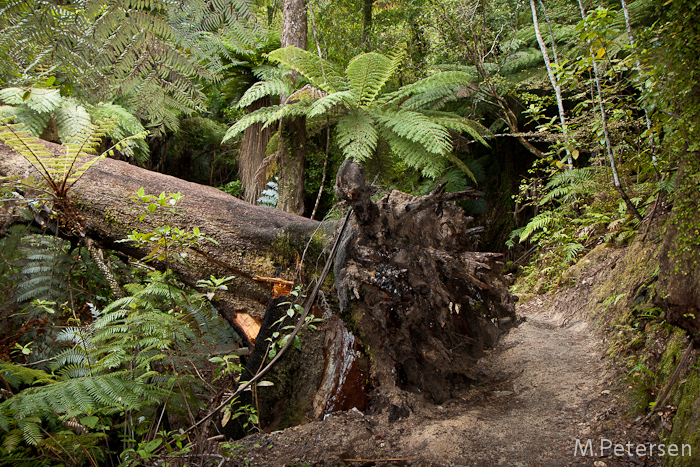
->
[2,0,700,464]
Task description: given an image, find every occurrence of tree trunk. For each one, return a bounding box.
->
[0,143,518,427]
[240,96,273,204]
[278,0,308,215]
[362,0,373,50]
[531,0,572,167]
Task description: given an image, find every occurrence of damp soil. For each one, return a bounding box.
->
[226,293,661,467]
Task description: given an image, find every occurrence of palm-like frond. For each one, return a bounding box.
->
[346,51,402,106]
[373,108,453,155]
[336,109,378,162]
[267,46,346,94]
[237,79,293,108]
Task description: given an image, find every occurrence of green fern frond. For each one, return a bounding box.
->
[22,88,62,114]
[336,109,379,162]
[55,99,93,145]
[540,167,598,204]
[519,211,556,242]
[267,46,346,94]
[306,90,354,118]
[346,52,398,106]
[222,104,287,142]
[237,79,293,108]
[0,363,57,388]
[381,128,447,178]
[422,110,490,146]
[14,234,72,304]
[562,242,584,262]
[378,71,477,106]
[0,87,26,106]
[373,108,452,155]
[88,103,149,162]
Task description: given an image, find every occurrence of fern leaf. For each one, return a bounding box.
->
[519,212,556,242]
[55,99,93,144]
[0,87,26,106]
[378,71,477,106]
[267,46,346,94]
[345,52,395,106]
[373,108,452,155]
[23,88,62,114]
[222,104,287,142]
[335,109,378,162]
[380,128,447,178]
[237,79,293,108]
[306,90,354,118]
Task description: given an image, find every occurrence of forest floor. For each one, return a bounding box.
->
[227,254,663,467]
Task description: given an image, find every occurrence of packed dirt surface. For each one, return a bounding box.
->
[228,292,661,467]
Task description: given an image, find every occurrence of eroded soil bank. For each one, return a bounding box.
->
[225,288,662,467]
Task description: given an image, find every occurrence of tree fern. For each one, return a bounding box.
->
[227,46,489,182]
[0,0,263,133]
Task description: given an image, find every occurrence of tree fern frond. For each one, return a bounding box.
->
[380,128,447,178]
[345,52,395,106]
[55,99,93,145]
[23,88,62,114]
[222,104,287,142]
[336,109,378,162]
[444,153,477,183]
[373,108,452,155]
[422,110,490,146]
[306,90,354,118]
[0,87,26,106]
[237,78,292,108]
[267,46,346,94]
[378,71,478,106]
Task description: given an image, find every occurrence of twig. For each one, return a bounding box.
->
[182,209,354,435]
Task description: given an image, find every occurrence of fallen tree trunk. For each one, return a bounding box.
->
[1,142,518,428]
[0,141,329,336]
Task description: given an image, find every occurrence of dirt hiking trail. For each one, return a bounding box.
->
[231,294,659,467]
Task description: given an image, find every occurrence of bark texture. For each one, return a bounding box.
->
[240,96,273,204]
[278,0,308,215]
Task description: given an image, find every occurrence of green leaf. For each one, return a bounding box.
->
[336,109,378,162]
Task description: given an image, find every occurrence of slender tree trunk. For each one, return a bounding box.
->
[531,0,572,167]
[577,0,643,222]
[240,96,273,204]
[361,0,373,50]
[278,0,308,215]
